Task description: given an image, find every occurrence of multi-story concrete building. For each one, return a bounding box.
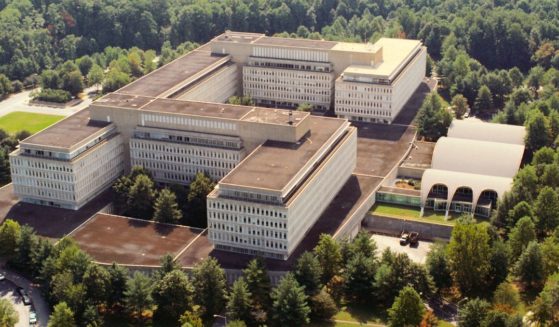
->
[9,110,125,210]
[209,31,426,120]
[9,31,425,258]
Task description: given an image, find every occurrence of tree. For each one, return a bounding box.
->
[348,231,377,259]
[531,272,559,325]
[82,264,111,305]
[0,219,21,258]
[297,102,313,112]
[87,64,104,90]
[525,110,551,153]
[124,271,154,316]
[541,236,559,277]
[186,172,215,228]
[294,252,323,296]
[416,93,452,141]
[62,70,84,96]
[127,174,156,220]
[102,68,130,93]
[153,269,194,322]
[507,216,536,259]
[492,282,521,312]
[313,234,342,284]
[446,222,491,296]
[192,257,227,320]
[534,186,559,234]
[420,311,438,327]
[180,310,203,327]
[0,299,18,327]
[473,85,493,114]
[40,69,61,89]
[425,243,452,291]
[488,240,510,292]
[107,262,129,307]
[153,188,182,223]
[271,273,310,327]
[48,302,76,327]
[457,298,489,327]
[387,286,424,327]
[243,258,271,309]
[309,289,337,321]
[451,94,469,118]
[514,241,545,288]
[226,277,253,324]
[527,66,545,97]
[343,253,376,304]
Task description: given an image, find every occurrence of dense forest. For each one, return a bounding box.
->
[0,0,559,326]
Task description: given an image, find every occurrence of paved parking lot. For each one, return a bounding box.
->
[0,279,30,327]
[371,233,433,264]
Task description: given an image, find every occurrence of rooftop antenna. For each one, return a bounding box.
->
[288,110,293,125]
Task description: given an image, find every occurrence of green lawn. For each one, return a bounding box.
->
[0,111,64,134]
[370,203,464,226]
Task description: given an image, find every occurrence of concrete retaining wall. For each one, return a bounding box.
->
[363,214,452,240]
[398,166,425,179]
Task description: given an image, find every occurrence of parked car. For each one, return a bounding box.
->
[399,231,410,245]
[17,287,31,305]
[29,311,37,325]
[0,272,5,281]
[409,232,420,246]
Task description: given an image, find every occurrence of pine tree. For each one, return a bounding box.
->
[242,258,271,308]
[451,94,469,118]
[153,270,194,321]
[344,253,376,304]
[127,174,156,220]
[294,252,323,296]
[192,257,227,320]
[534,186,559,234]
[226,278,253,324]
[271,273,310,327]
[514,241,545,288]
[186,172,215,228]
[124,271,153,315]
[387,286,424,327]
[153,188,182,223]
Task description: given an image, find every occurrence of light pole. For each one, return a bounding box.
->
[456,297,468,324]
[213,314,227,326]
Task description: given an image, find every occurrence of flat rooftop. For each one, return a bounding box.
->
[343,38,422,79]
[401,141,435,168]
[21,109,111,150]
[139,98,308,125]
[0,184,113,239]
[70,214,206,266]
[117,49,228,97]
[94,93,155,109]
[219,116,347,192]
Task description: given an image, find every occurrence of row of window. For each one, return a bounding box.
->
[130,140,241,161]
[210,222,287,239]
[245,67,332,81]
[252,46,329,62]
[208,210,287,228]
[210,231,288,250]
[336,106,391,117]
[141,114,238,131]
[338,84,393,93]
[208,200,287,219]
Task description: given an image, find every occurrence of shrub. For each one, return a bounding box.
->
[33,88,72,103]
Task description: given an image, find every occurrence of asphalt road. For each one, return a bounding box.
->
[0,265,49,327]
[0,88,95,118]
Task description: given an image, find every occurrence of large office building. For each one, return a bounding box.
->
[9,31,424,258]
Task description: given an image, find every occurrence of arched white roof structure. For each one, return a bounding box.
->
[431,137,525,178]
[447,120,526,145]
[420,169,514,209]
[420,119,526,213]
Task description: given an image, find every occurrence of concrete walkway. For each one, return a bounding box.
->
[1,263,49,327]
[0,88,96,118]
